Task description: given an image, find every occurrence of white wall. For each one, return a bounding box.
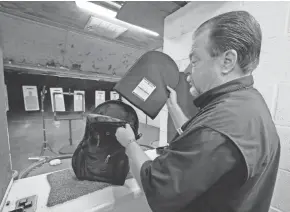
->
[163,2,290,212]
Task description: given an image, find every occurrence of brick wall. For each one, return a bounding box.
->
[163,2,290,212]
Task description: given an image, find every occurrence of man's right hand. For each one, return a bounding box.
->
[166,86,178,108]
[166,86,189,131]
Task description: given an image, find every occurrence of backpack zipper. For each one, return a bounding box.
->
[105,155,111,163]
[105,149,124,163]
[96,134,100,147]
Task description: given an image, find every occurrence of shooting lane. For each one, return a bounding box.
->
[4,71,123,170]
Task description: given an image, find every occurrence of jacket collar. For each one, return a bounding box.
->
[193,75,254,109]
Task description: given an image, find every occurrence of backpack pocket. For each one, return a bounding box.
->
[83,147,129,185]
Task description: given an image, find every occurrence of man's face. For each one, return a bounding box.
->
[185,29,222,97]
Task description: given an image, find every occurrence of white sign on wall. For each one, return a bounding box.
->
[50,88,65,112]
[22,85,39,111]
[74,90,85,112]
[95,90,106,107]
[110,91,120,100]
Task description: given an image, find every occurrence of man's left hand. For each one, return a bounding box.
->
[115,124,136,147]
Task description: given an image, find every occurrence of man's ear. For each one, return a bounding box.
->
[221,49,237,74]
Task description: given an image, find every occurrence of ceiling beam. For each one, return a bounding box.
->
[172,1,188,7]
[4,63,121,82]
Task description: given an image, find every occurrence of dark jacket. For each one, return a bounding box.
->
[140,75,280,212]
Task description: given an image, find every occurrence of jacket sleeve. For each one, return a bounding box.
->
[140,126,240,212]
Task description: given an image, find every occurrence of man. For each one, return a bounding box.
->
[115,11,280,212]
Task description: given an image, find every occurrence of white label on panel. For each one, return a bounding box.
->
[22,85,39,111]
[132,78,156,101]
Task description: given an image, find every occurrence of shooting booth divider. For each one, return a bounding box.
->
[0,42,13,212]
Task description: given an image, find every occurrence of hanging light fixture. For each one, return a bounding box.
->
[75,0,159,37]
[75,0,117,18]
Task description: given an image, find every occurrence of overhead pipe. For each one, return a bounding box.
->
[93,1,122,13]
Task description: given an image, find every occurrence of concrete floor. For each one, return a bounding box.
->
[7,112,159,177]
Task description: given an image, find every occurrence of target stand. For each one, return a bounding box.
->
[38,86,58,157]
[53,90,85,155]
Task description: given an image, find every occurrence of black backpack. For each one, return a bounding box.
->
[71,100,141,185]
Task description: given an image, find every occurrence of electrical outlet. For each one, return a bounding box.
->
[9,195,37,212]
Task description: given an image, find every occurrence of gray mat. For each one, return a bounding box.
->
[46,169,133,207]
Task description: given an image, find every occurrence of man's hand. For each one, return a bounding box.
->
[166,86,189,130]
[166,86,178,108]
[115,124,135,147]
[115,124,151,191]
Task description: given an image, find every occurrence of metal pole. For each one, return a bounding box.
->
[42,103,46,148]
[38,86,56,156]
[68,119,73,146]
